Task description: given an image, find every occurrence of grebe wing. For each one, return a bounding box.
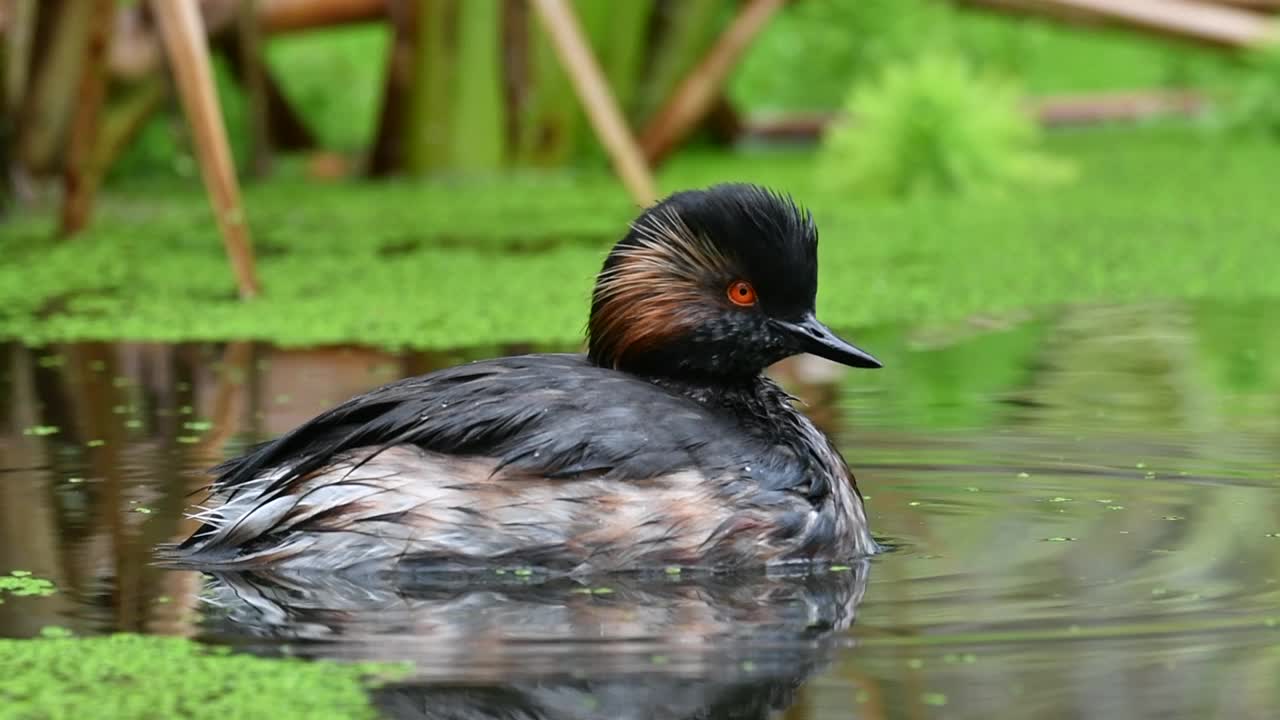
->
[208,353,728,496]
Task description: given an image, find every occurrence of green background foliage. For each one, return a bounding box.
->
[6,126,1280,348]
[817,52,1073,198]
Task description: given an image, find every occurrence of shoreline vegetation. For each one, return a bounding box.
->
[4,125,1279,350]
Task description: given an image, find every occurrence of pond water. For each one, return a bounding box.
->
[2,300,1278,719]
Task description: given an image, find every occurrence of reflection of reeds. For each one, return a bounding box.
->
[192,342,254,468]
[162,341,256,635]
[0,345,75,637]
[0,342,264,638]
[1,340,467,639]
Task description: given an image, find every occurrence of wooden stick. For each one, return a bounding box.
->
[4,0,37,113]
[19,0,97,174]
[1210,0,1280,11]
[60,0,117,237]
[237,0,273,176]
[151,0,261,299]
[103,0,387,87]
[639,0,784,167]
[258,0,387,33]
[529,0,657,207]
[367,0,417,176]
[2,0,37,211]
[954,0,1273,49]
[736,90,1211,142]
[1034,89,1209,126]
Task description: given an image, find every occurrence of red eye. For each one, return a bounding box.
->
[727,280,757,307]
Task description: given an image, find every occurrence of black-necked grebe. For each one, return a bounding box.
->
[173,183,883,572]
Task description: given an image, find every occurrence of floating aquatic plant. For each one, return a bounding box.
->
[0,571,56,603]
[921,692,949,707]
[21,426,59,437]
[4,128,1280,348]
[1218,37,1280,140]
[0,634,407,720]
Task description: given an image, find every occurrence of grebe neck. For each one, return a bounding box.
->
[647,373,798,428]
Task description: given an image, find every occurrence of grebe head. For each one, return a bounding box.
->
[587,183,882,380]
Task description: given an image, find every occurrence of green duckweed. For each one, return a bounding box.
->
[0,571,56,602]
[4,127,1280,349]
[0,634,407,720]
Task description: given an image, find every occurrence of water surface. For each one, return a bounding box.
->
[2,301,1278,718]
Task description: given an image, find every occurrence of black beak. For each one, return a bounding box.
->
[776,313,882,369]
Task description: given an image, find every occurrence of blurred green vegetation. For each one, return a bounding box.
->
[105,2,1251,180]
[1219,40,1280,139]
[5,125,1280,349]
[9,3,1280,349]
[818,51,1073,198]
[110,26,391,180]
[732,0,1235,112]
[267,26,391,152]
